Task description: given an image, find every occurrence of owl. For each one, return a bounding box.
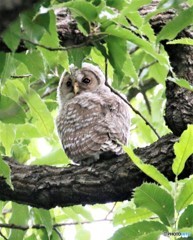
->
[56,63,130,165]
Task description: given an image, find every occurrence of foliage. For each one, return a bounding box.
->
[0,0,193,239]
[116,125,193,240]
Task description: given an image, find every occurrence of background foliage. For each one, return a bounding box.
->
[1,0,193,239]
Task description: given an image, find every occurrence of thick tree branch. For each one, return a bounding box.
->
[1,134,192,209]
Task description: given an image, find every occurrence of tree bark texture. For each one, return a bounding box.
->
[2,134,192,209]
[140,1,193,136]
[0,1,193,209]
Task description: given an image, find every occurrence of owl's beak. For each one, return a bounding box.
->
[73,81,80,95]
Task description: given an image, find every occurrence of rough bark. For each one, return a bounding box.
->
[140,1,193,136]
[0,1,193,209]
[164,32,193,136]
[1,134,192,209]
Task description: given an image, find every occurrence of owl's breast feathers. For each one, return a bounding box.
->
[56,91,130,163]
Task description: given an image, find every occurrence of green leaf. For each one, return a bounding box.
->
[106,36,127,81]
[168,77,193,91]
[0,155,13,189]
[12,144,30,163]
[168,38,193,46]
[149,62,168,85]
[20,12,45,43]
[25,233,38,240]
[75,225,91,240]
[113,206,153,226]
[63,207,81,221]
[64,0,98,21]
[126,0,152,11]
[68,47,91,68]
[76,16,90,35]
[123,54,139,83]
[178,205,193,228]
[176,178,193,211]
[110,221,167,240]
[9,78,27,96]
[137,231,164,240]
[33,11,50,32]
[15,51,45,80]
[122,5,155,42]
[0,95,26,124]
[134,183,174,226]
[9,203,30,240]
[72,206,93,221]
[15,124,41,139]
[2,19,21,51]
[31,148,70,165]
[0,123,15,155]
[172,125,193,176]
[106,0,127,10]
[2,79,20,102]
[39,11,60,67]
[23,89,54,137]
[105,25,169,66]
[124,146,171,191]
[157,6,193,42]
[0,53,19,84]
[36,208,53,238]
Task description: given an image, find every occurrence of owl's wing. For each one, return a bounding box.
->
[99,94,130,154]
[56,93,130,163]
[56,95,109,162]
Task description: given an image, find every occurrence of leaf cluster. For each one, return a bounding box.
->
[112,125,193,239]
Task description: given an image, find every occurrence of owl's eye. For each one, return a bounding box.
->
[82,78,91,84]
[66,80,72,87]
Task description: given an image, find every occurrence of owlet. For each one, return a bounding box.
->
[56,63,130,164]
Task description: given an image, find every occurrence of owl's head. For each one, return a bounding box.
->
[57,63,106,105]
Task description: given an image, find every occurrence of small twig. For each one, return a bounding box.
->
[139,61,158,77]
[11,74,32,79]
[23,39,88,51]
[137,61,157,115]
[105,57,108,83]
[141,90,151,115]
[0,231,8,240]
[104,202,117,220]
[23,34,107,52]
[0,219,112,231]
[106,83,160,139]
[53,227,64,240]
[53,218,112,228]
[129,46,139,55]
[42,87,57,98]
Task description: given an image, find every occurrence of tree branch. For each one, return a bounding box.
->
[0,231,8,240]
[1,134,192,209]
[106,83,160,139]
[0,219,112,231]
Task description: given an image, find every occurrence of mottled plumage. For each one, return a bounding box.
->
[56,63,130,164]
